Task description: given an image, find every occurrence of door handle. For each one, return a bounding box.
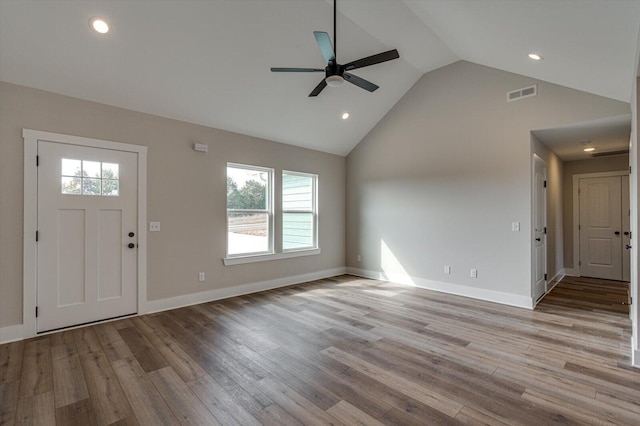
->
[624,231,630,236]
[614,231,620,235]
[536,238,541,242]
[128,243,136,249]
[626,245,632,250]
[129,232,135,238]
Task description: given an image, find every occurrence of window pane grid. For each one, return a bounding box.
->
[61,159,119,196]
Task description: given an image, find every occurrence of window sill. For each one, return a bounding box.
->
[223,248,320,266]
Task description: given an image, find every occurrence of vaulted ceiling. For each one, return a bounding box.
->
[1,0,639,156]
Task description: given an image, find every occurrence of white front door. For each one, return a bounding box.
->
[533,156,547,301]
[579,176,623,281]
[37,141,138,332]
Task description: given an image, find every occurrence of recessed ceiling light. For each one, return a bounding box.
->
[341,112,350,120]
[584,147,595,152]
[90,17,109,34]
[528,53,543,61]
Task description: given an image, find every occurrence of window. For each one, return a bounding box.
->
[227,164,273,256]
[282,171,317,251]
[61,158,119,196]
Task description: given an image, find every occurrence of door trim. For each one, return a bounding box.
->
[572,170,628,278]
[532,154,548,304]
[23,129,148,338]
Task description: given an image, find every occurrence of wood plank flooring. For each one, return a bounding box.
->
[540,275,630,314]
[1,274,638,425]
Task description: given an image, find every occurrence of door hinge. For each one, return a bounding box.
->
[36,231,39,242]
[544,227,547,234]
[543,180,547,188]
[579,260,582,266]
[36,155,39,167]
[578,224,581,230]
[544,273,548,281]
[35,306,38,317]
[630,166,632,174]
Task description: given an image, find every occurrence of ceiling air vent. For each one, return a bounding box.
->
[590,150,629,158]
[507,84,537,102]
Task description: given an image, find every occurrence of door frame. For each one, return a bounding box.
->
[532,154,548,304]
[22,129,148,338]
[572,170,629,278]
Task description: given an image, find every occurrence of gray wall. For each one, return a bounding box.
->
[346,61,629,302]
[531,136,564,281]
[562,155,630,269]
[0,82,346,329]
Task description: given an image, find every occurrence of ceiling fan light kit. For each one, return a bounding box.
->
[326,75,344,87]
[270,0,400,97]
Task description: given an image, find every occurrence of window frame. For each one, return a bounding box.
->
[282,170,318,252]
[226,162,274,258]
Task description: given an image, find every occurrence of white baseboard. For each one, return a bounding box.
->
[0,324,24,345]
[562,268,576,276]
[0,267,346,344]
[346,267,533,309]
[548,271,565,292]
[145,267,347,314]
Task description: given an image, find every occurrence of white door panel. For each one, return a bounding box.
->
[533,157,547,301]
[622,176,631,282]
[37,141,138,332]
[579,176,622,280]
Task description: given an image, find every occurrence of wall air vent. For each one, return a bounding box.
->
[507,84,537,102]
[590,150,629,158]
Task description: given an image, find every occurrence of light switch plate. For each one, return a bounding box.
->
[149,222,161,232]
[512,222,520,232]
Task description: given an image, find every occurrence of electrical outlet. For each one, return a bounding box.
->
[444,265,451,274]
[512,222,520,232]
[470,269,478,278]
[149,222,161,232]
[356,254,361,262]
[198,272,205,282]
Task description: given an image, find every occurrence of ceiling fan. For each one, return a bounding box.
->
[270,0,400,97]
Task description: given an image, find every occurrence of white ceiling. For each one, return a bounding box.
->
[533,115,631,161]
[1,0,639,156]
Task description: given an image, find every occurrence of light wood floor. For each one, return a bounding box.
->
[1,274,638,425]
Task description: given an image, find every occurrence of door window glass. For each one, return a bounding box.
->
[61,159,120,196]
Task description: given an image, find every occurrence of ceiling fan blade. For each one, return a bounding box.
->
[343,49,399,71]
[313,31,335,63]
[271,67,324,72]
[343,73,379,92]
[309,79,327,97]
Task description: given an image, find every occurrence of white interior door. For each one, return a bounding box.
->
[579,176,623,280]
[37,141,138,332]
[533,156,547,301]
[622,176,631,282]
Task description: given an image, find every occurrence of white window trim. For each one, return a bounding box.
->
[282,170,318,252]
[226,163,274,258]
[223,247,321,266]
